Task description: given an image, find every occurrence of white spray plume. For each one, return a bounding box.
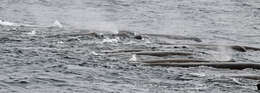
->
[216,46,232,61]
[52,20,63,28]
[211,42,232,61]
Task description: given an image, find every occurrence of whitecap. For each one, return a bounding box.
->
[189,73,206,77]
[57,41,64,44]
[129,54,137,62]
[91,51,99,56]
[102,38,119,43]
[27,30,37,35]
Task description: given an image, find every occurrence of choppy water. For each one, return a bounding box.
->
[0,0,260,93]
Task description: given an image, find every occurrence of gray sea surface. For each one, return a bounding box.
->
[0,0,260,93]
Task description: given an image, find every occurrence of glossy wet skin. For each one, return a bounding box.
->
[0,0,260,93]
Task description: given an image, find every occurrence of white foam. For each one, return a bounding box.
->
[27,30,37,35]
[91,51,99,56]
[230,78,242,85]
[57,41,64,44]
[129,54,137,62]
[189,73,206,77]
[102,38,119,43]
[0,20,19,26]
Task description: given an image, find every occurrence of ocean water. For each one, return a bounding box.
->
[0,0,260,93]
